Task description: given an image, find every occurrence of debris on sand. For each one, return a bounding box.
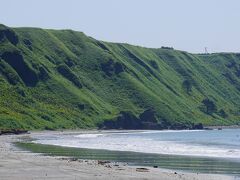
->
[136,168,149,172]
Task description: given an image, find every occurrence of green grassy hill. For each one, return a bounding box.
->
[0,24,240,130]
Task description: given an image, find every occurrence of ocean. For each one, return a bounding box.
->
[32,129,240,175]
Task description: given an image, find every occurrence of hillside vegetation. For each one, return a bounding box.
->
[0,24,240,130]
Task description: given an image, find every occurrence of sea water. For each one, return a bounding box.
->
[33,129,240,175]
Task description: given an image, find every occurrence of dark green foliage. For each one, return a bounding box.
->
[0,119,23,130]
[114,62,124,74]
[122,46,156,77]
[38,66,49,81]
[139,108,162,129]
[44,55,56,64]
[65,58,75,67]
[1,51,38,86]
[192,123,203,129]
[102,109,162,130]
[182,80,192,94]
[0,24,19,45]
[139,108,157,123]
[101,59,124,76]
[101,59,114,76]
[116,111,141,129]
[77,103,85,110]
[56,64,82,88]
[149,60,159,70]
[161,46,174,50]
[226,61,240,78]
[218,109,228,118]
[223,72,237,84]
[23,39,32,50]
[101,111,142,129]
[40,115,51,121]
[96,41,110,52]
[0,60,21,85]
[15,86,26,97]
[0,24,240,130]
[201,98,217,115]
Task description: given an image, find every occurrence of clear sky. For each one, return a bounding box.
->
[1,0,240,53]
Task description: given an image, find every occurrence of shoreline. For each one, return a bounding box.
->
[204,125,240,130]
[1,125,240,136]
[0,131,239,180]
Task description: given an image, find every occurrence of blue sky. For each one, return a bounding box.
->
[1,0,240,53]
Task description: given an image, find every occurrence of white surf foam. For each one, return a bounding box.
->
[74,133,104,138]
[34,130,240,159]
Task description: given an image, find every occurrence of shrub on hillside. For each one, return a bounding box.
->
[218,109,228,118]
[57,64,82,88]
[101,59,124,76]
[149,60,159,70]
[201,98,217,115]
[182,80,192,94]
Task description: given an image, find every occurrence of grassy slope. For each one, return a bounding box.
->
[0,24,240,130]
